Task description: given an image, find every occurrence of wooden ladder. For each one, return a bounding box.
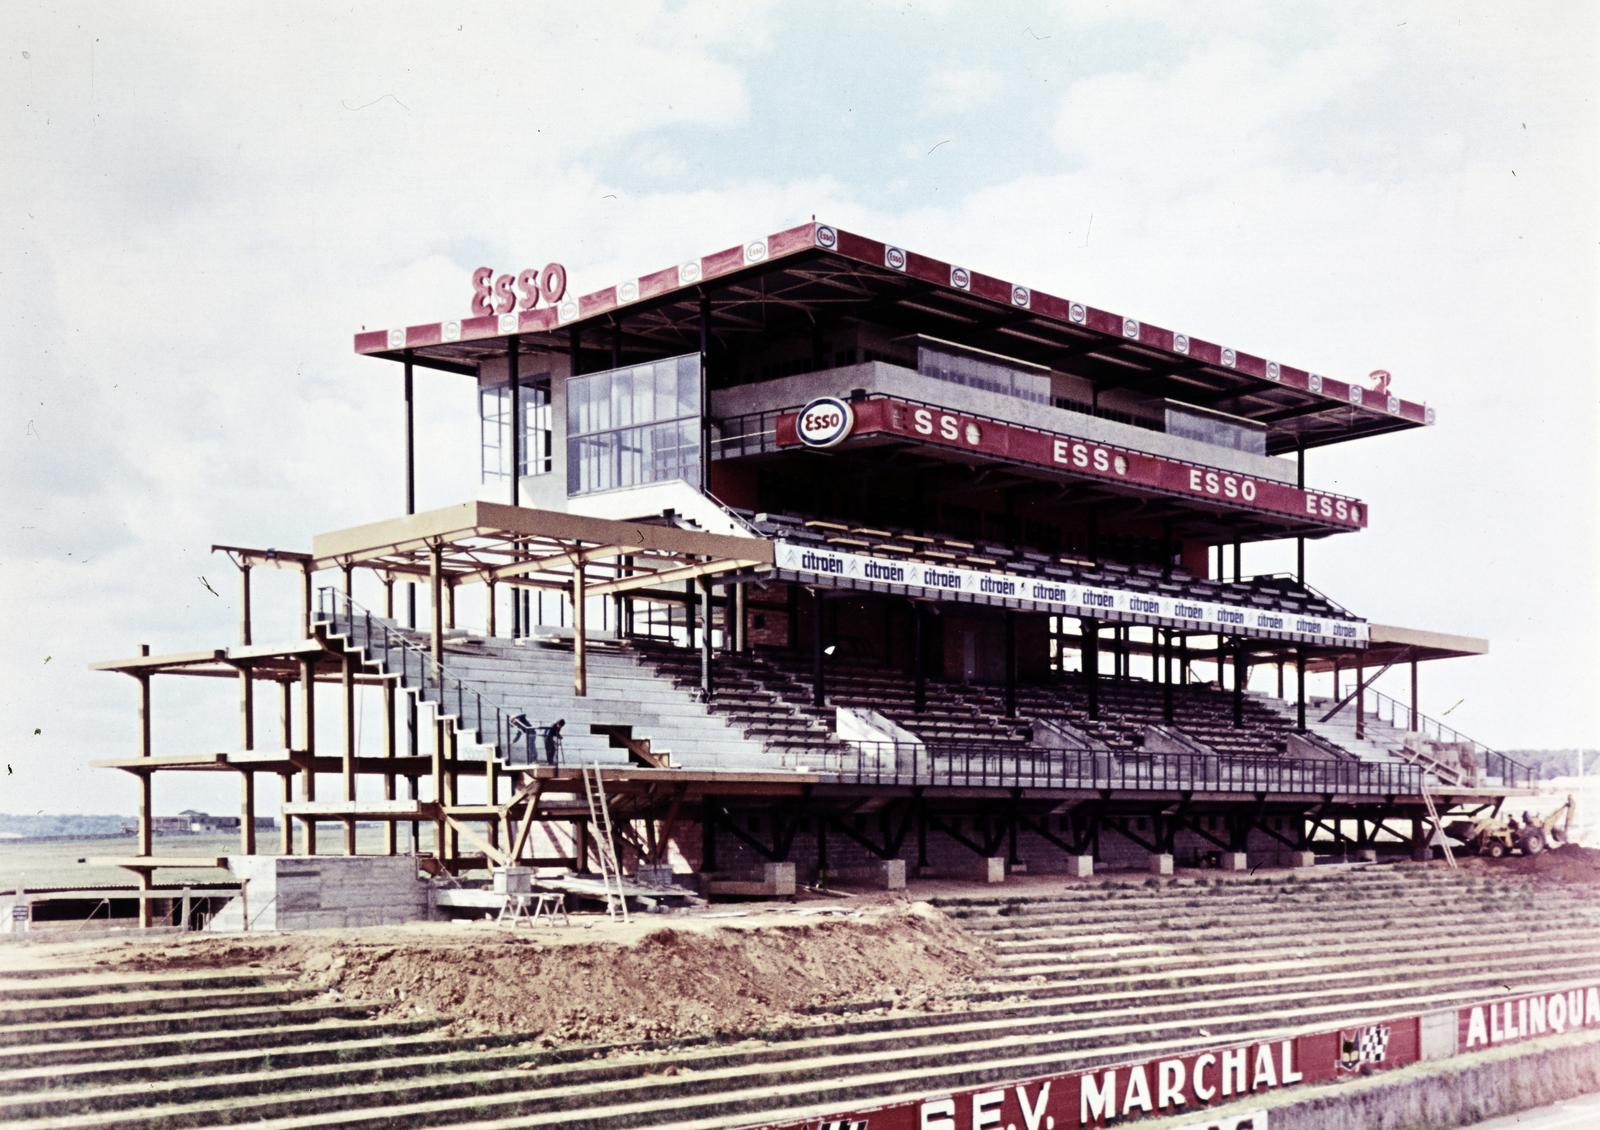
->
[1421,783,1457,869]
[582,763,630,921]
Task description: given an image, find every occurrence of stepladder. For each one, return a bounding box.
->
[582,762,630,921]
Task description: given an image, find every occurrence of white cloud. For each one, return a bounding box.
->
[921,65,1004,116]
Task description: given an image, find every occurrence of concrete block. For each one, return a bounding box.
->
[763,862,796,897]
[981,857,1006,884]
[1288,851,1317,868]
[1149,853,1174,876]
[1412,845,1435,862]
[493,867,533,895]
[1219,852,1249,872]
[1357,849,1379,863]
[1064,855,1094,879]
[635,864,678,888]
[834,860,907,890]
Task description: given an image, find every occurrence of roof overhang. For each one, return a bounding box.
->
[310,500,774,595]
[1301,623,1488,672]
[356,221,1434,453]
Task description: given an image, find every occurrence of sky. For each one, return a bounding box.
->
[2,1,1597,817]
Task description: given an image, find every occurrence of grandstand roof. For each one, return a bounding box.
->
[356,221,1433,454]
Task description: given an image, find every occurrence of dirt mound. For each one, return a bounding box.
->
[1462,843,1600,884]
[87,903,989,1046]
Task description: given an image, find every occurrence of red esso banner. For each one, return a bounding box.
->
[761,1023,1419,1130]
[775,398,1365,530]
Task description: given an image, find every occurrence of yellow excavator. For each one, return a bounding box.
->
[1447,797,1576,858]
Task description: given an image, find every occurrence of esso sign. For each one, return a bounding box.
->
[796,397,855,448]
[470,263,568,317]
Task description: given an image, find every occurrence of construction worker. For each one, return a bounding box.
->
[543,718,565,766]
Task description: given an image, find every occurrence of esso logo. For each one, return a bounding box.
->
[471,263,567,317]
[796,397,855,448]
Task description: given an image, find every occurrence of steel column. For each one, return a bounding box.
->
[137,645,153,927]
[299,656,318,856]
[1295,646,1307,733]
[1232,639,1246,727]
[912,603,927,714]
[699,576,714,698]
[1410,659,1419,732]
[508,336,521,506]
[1084,618,1099,719]
[573,562,588,696]
[1003,611,1017,718]
[811,589,825,708]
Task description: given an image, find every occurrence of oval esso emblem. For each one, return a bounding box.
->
[796,397,855,448]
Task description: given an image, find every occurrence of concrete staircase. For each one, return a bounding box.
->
[5,866,1600,1129]
[1250,690,1412,770]
[315,604,772,771]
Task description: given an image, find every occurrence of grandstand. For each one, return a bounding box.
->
[91,220,1525,901]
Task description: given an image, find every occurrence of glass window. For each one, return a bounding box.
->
[916,340,1051,405]
[566,353,702,496]
[481,378,553,484]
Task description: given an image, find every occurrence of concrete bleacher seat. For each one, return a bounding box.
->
[11,868,1600,1129]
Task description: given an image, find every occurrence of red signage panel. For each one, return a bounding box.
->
[774,398,1367,530]
[759,1019,1419,1130]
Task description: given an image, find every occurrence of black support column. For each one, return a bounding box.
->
[811,589,826,708]
[1233,638,1247,726]
[699,577,714,698]
[1160,630,1174,723]
[912,602,927,714]
[1295,644,1308,732]
[1083,618,1100,719]
[1003,611,1018,718]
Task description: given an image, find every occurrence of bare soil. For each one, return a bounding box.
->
[48,901,991,1046]
[1457,843,1600,883]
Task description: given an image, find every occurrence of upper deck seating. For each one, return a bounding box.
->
[740,510,1352,621]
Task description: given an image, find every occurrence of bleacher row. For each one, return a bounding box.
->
[635,641,1309,764]
[742,510,1352,621]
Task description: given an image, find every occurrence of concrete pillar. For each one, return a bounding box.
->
[1288,851,1317,868]
[1149,853,1175,876]
[1219,852,1248,872]
[1357,848,1379,863]
[980,857,1007,884]
[763,862,796,897]
[1064,854,1094,879]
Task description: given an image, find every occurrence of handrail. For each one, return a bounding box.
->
[1240,571,1354,617]
[1359,686,1529,788]
[314,588,515,762]
[700,489,763,537]
[813,740,1421,796]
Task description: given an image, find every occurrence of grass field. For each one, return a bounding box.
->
[0,825,413,890]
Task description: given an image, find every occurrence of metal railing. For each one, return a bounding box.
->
[314,588,519,762]
[1358,686,1529,788]
[712,388,1364,512]
[812,740,1422,795]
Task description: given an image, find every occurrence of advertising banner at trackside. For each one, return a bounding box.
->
[759,1020,1419,1130]
[773,541,1368,646]
[1459,984,1600,1052]
[773,398,1367,531]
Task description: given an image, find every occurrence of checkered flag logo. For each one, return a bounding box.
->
[813,1121,868,1130]
[1339,1024,1390,1070]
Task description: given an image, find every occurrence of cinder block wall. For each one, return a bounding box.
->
[211,856,431,931]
